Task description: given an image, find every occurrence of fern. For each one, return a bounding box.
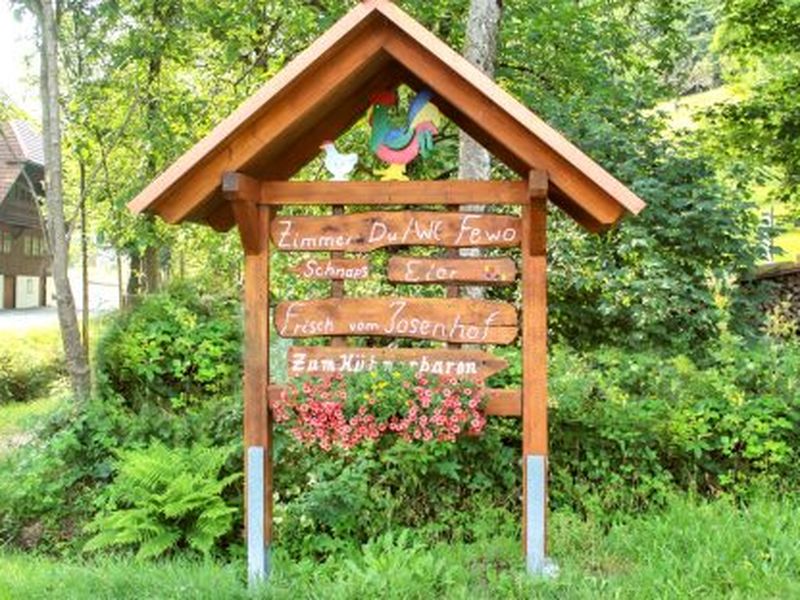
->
[83,442,240,559]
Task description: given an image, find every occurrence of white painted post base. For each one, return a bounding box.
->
[526,454,557,577]
[247,446,271,586]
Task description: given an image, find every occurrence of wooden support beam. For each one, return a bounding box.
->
[330,204,347,349]
[241,206,272,583]
[522,169,549,574]
[224,172,266,255]
[260,180,528,205]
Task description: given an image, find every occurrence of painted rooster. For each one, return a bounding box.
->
[368,88,442,181]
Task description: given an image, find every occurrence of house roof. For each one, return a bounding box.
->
[128,0,646,233]
[1,120,44,202]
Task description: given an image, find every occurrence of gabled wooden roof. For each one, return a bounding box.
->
[128,0,645,232]
[1,120,44,201]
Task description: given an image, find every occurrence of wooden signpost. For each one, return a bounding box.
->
[127,0,645,586]
[254,179,551,582]
[263,179,547,580]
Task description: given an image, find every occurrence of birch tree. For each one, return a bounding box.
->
[459,0,502,299]
[23,0,91,399]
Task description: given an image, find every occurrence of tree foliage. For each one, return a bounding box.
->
[42,1,766,350]
[492,0,760,349]
[701,0,800,212]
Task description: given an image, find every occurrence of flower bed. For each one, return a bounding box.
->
[273,367,488,451]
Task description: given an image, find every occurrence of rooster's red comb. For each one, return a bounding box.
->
[369,89,398,106]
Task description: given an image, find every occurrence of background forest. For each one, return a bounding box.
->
[1,0,799,598]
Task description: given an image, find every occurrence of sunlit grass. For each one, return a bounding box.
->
[0,388,65,437]
[2,326,63,363]
[774,229,800,261]
[1,496,798,599]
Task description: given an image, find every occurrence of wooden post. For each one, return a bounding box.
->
[223,173,273,585]
[330,205,346,348]
[522,169,549,575]
[446,204,461,349]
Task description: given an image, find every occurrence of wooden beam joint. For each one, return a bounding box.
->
[528,170,548,257]
[223,172,267,255]
[528,169,548,201]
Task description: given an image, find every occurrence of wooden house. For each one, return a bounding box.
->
[0,120,49,310]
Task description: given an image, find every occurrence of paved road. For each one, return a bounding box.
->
[0,306,117,333]
[0,307,60,332]
[0,278,120,333]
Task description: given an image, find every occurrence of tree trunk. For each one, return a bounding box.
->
[459,0,502,300]
[127,250,143,305]
[139,35,166,294]
[80,161,90,355]
[35,0,91,400]
[117,251,124,309]
[143,244,161,292]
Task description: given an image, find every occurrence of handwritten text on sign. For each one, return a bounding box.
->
[275,297,518,344]
[290,258,369,280]
[388,257,517,285]
[271,211,521,252]
[288,347,508,379]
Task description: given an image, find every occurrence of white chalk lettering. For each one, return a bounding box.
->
[280,303,335,336]
[290,351,485,377]
[384,300,497,342]
[403,260,458,282]
[453,214,519,246]
[277,220,354,250]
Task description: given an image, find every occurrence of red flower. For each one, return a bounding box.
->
[279,370,488,450]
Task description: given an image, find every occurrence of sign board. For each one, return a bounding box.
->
[271,211,521,252]
[275,297,518,344]
[290,258,369,280]
[388,257,516,284]
[287,346,508,379]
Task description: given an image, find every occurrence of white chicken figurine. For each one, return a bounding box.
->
[320,141,358,181]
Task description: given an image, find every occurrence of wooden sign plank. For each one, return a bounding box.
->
[268,384,521,417]
[388,257,517,285]
[287,346,508,380]
[275,297,518,344]
[260,181,529,206]
[289,258,369,280]
[271,211,521,252]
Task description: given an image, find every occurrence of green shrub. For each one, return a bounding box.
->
[5,276,798,563]
[84,443,241,559]
[0,399,126,551]
[547,338,800,518]
[0,335,64,404]
[94,281,242,411]
[0,282,245,554]
[273,419,520,558]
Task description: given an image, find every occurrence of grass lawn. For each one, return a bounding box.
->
[1,496,798,599]
[0,390,65,455]
[0,325,67,455]
[775,228,800,261]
